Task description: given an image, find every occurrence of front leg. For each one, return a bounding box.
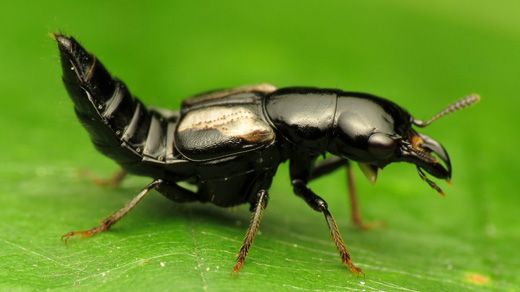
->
[311,157,371,229]
[290,158,363,275]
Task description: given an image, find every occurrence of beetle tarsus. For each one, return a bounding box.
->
[323,208,365,276]
[62,180,162,244]
[324,206,363,275]
[61,225,110,244]
[292,179,362,275]
[346,164,386,230]
[233,190,268,274]
[346,163,363,227]
[78,169,127,187]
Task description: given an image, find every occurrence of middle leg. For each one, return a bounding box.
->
[233,189,269,274]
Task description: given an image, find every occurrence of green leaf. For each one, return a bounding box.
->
[1,1,519,291]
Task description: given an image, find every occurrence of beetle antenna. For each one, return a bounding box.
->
[413,94,480,127]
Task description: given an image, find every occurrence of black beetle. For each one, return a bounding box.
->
[53,34,479,275]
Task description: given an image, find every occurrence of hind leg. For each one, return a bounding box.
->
[62,179,162,242]
[62,179,202,243]
[78,169,127,187]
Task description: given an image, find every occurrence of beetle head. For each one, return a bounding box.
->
[328,93,479,195]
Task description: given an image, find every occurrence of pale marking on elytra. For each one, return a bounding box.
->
[178,106,274,142]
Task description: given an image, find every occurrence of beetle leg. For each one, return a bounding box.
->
[310,156,346,180]
[233,189,269,274]
[292,179,363,276]
[78,169,127,187]
[311,158,374,229]
[345,163,364,228]
[62,179,162,243]
[346,163,385,229]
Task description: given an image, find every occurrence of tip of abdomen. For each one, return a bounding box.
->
[54,34,116,114]
[52,33,73,52]
[53,33,98,85]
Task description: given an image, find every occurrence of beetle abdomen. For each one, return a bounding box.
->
[56,35,178,176]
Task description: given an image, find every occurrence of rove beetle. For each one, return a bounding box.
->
[53,34,479,275]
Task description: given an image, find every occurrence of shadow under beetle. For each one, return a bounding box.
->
[53,34,479,275]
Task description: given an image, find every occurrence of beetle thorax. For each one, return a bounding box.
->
[327,94,411,164]
[264,88,339,153]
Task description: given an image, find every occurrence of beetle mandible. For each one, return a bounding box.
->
[53,34,479,275]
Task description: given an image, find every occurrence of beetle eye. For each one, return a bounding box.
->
[367,133,397,159]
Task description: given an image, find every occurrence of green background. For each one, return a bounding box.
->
[1,1,518,291]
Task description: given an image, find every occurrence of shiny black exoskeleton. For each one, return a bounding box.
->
[54,34,479,275]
